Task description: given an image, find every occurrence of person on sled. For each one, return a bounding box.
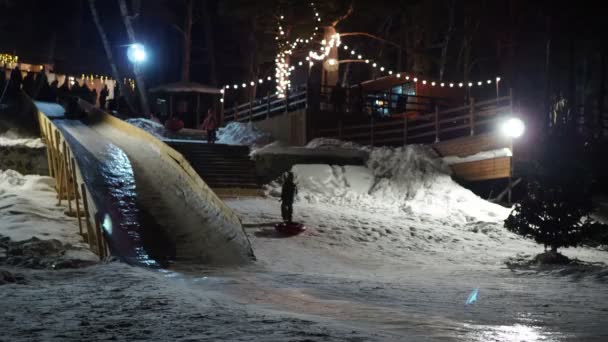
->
[280,171,298,223]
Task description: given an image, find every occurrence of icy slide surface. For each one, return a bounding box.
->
[42,104,254,266]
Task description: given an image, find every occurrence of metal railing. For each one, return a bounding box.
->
[223,88,308,123]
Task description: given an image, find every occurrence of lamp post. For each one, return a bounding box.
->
[126,43,150,115]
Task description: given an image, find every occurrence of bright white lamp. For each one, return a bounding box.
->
[127,43,146,64]
[500,117,525,138]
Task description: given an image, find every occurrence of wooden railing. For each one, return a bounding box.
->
[37,112,110,260]
[223,88,307,123]
[316,93,513,146]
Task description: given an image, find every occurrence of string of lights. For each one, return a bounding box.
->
[222,3,502,100]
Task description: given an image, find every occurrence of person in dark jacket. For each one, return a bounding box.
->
[22,71,36,96]
[7,66,23,97]
[280,171,298,223]
[99,84,109,109]
[202,108,219,144]
[49,80,59,102]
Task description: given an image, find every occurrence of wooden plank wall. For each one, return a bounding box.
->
[433,133,512,158]
[432,133,513,181]
[449,157,511,181]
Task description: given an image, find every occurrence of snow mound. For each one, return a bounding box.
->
[305,138,361,150]
[270,144,510,223]
[126,118,167,139]
[0,169,94,255]
[217,121,273,146]
[0,129,45,148]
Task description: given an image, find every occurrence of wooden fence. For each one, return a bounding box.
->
[37,112,110,260]
[316,92,513,146]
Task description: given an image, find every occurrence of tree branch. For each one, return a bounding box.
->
[331,2,354,27]
[172,24,185,37]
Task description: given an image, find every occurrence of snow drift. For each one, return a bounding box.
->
[0,169,97,264]
[268,140,510,223]
[126,118,167,139]
[216,121,273,147]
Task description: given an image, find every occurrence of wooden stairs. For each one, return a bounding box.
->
[166,141,262,196]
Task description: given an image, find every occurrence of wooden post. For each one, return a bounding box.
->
[71,158,83,236]
[266,92,271,119]
[47,122,56,178]
[54,130,62,192]
[284,89,290,114]
[56,151,65,205]
[80,183,94,247]
[370,115,375,146]
[195,94,201,127]
[43,124,53,178]
[95,213,105,259]
[434,105,440,142]
[469,97,476,136]
[508,89,515,205]
[248,92,253,122]
[403,116,408,145]
[220,95,225,125]
[63,141,73,213]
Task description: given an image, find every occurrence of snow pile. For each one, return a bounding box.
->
[304,138,362,150]
[217,121,273,146]
[126,118,167,139]
[0,129,45,148]
[270,143,510,223]
[0,170,95,261]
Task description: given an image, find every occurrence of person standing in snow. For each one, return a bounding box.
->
[202,108,218,144]
[280,172,298,223]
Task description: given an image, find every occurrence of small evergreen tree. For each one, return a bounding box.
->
[505,127,605,255]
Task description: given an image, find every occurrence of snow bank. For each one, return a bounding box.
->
[0,170,91,248]
[0,129,45,148]
[126,118,167,139]
[216,121,273,146]
[269,143,510,223]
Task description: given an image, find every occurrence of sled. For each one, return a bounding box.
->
[274,222,306,236]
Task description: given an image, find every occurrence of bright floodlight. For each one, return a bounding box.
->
[500,117,525,138]
[127,43,146,64]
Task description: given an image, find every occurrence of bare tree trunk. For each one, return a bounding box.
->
[567,36,575,130]
[202,0,217,86]
[118,0,150,115]
[543,16,552,132]
[599,48,606,138]
[88,0,133,111]
[181,0,193,82]
[247,16,259,98]
[438,0,455,81]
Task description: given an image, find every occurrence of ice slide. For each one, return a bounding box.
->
[36,100,255,267]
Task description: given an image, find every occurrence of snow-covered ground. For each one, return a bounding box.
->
[2,136,608,341]
[0,170,97,264]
